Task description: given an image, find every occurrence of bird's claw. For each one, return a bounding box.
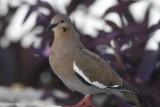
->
[63,95,96,107]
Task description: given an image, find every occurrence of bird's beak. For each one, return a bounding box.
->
[47,23,59,30]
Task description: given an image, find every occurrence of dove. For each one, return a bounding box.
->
[47,14,141,107]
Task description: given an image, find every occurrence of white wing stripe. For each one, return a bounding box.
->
[73,62,107,89]
[109,85,119,87]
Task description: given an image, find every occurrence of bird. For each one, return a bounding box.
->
[47,14,141,107]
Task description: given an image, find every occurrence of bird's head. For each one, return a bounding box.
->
[47,14,73,32]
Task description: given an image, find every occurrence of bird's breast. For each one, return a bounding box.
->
[49,46,77,76]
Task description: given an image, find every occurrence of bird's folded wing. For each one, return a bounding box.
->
[74,48,138,93]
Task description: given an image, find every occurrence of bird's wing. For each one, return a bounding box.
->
[74,48,138,93]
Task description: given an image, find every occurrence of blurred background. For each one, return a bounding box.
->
[0,0,160,107]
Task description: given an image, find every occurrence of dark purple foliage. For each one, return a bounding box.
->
[67,0,95,15]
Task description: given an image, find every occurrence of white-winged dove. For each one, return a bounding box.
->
[47,14,141,107]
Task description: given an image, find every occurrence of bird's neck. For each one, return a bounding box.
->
[54,27,75,36]
[53,28,75,44]
[52,29,84,52]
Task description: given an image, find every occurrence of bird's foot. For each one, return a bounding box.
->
[64,95,96,107]
[64,104,95,107]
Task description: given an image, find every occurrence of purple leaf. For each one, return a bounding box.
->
[104,0,137,15]
[134,83,160,103]
[142,5,151,25]
[23,0,55,23]
[136,50,160,82]
[105,20,120,30]
[42,47,51,57]
[67,1,83,15]
[86,30,124,49]
[67,0,95,15]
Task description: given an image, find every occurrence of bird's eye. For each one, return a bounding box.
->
[61,20,64,23]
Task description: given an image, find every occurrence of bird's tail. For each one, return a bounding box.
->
[112,91,141,107]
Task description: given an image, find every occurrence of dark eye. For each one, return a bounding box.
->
[61,20,64,23]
